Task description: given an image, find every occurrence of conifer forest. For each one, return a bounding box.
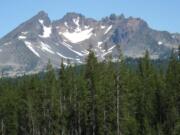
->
[0,48,180,135]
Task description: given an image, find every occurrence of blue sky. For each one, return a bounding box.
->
[0,0,180,37]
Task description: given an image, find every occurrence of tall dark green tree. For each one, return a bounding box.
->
[85,51,99,135]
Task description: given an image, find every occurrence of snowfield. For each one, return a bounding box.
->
[25,41,40,57]
[39,20,52,38]
[61,28,93,43]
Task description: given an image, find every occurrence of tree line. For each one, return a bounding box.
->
[0,47,180,135]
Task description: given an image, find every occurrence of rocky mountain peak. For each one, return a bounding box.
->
[31,11,51,25]
[0,11,179,77]
[37,10,48,17]
[63,12,84,20]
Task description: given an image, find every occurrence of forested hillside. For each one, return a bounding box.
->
[0,48,180,135]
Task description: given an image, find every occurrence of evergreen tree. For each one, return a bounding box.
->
[85,51,99,135]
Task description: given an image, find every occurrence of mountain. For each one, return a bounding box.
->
[0,11,179,76]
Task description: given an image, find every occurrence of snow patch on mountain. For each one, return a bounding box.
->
[39,20,44,24]
[62,41,73,48]
[64,22,68,27]
[39,19,52,38]
[73,17,80,27]
[84,25,90,29]
[60,28,93,43]
[18,35,26,40]
[56,52,74,60]
[104,25,112,34]
[108,45,116,51]
[61,42,84,56]
[102,50,112,57]
[101,25,106,29]
[101,45,115,58]
[21,32,28,35]
[98,42,103,49]
[98,42,103,46]
[158,41,163,45]
[25,41,40,57]
[40,42,55,54]
[81,50,89,55]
